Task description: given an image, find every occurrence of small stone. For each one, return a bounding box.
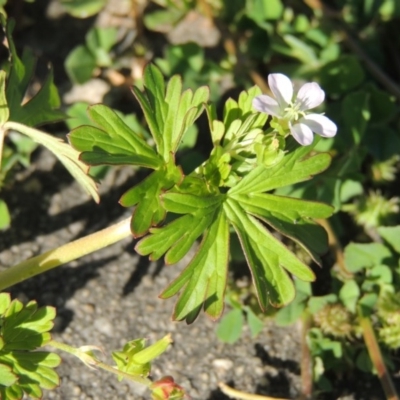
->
[212,358,233,371]
[46,0,66,19]
[72,385,81,396]
[82,303,95,313]
[235,366,245,376]
[67,221,84,236]
[93,317,114,337]
[199,372,209,383]
[63,79,110,105]
[167,11,220,47]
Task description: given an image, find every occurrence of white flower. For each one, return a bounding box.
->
[252,73,337,146]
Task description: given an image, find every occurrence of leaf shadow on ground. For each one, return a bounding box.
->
[206,380,235,400]
[122,252,165,296]
[205,344,299,400]
[1,158,142,249]
[254,343,299,398]
[9,254,123,333]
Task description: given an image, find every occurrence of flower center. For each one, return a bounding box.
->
[282,102,305,122]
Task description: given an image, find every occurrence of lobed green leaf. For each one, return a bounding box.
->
[132,64,167,155]
[136,209,216,264]
[0,363,18,386]
[224,199,314,309]
[231,193,333,263]
[162,192,225,214]
[229,147,331,195]
[132,64,209,160]
[120,161,183,236]
[2,300,55,351]
[69,104,161,169]
[160,210,229,322]
[0,295,60,399]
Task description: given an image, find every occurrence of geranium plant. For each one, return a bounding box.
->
[3,1,399,396]
[0,21,336,395]
[1,64,335,321]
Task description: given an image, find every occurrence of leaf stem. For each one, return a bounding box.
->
[359,315,400,400]
[47,340,152,386]
[2,121,99,202]
[0,217,132,291]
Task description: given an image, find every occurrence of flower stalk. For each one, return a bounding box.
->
[47,340,152,386]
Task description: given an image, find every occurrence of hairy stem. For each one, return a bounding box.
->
[0,217,132,291]
[47,340,152,386]
[359,315,400,400]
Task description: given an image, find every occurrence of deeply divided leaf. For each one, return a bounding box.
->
[224,199,315,309]
[69,104,162,169]
[132,64,209,160]
[136,192,224,263]
[0,295,61,400]
[65,65,333,323]
[160,210,229,323]
[231,193,333,263]
[119,159,183,236]
[229,143,331,195]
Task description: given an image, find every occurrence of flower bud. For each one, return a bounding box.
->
[150,376,186,400]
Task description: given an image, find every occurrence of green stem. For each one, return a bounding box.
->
[47,340,152,386]
[359,314,400,400]
[0,217,132,291]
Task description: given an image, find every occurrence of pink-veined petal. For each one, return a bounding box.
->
[295,82,325,111]
[290,122,314,146]
[300,114,337,138]
[252,95,281,117]
[268,73,293,109]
